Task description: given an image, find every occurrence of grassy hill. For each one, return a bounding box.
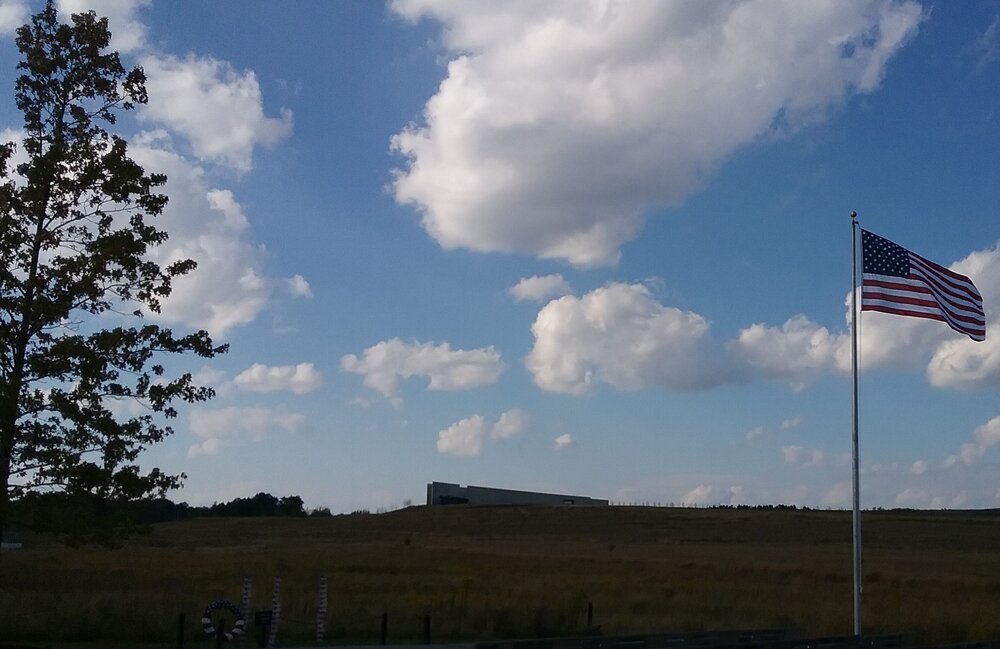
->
[2,505,999,646]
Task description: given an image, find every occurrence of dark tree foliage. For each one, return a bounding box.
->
[0,2,226,550]
[202,493,307,518]
[9,492,309,528]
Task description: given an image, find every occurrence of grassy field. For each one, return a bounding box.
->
[2,505,1000,646]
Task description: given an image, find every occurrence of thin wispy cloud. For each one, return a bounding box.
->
[341,339,504,402]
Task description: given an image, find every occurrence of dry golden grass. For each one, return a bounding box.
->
[2,505,1000,646]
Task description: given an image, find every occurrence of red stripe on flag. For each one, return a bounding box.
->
[862,303,985,340]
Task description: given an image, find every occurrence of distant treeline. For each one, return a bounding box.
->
[131,492,333,522]
[9,491,331,540]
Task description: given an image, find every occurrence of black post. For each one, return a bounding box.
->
[424,614,431,644]
[176,613,185,649]
[215,617,226,649]
[587,601,593,627]
[381,612,388,645]
[259,624,268,649]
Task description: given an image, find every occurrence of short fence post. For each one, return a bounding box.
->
[215,617,226,649]
[587,601,593,627]
[176,612,185,649]
[380,612,388,645]
[424,614,431,644]
[259,621,269,649]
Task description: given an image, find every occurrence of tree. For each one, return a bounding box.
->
[0,2,226,551]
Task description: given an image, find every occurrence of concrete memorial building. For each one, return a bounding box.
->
[426,482,608,507]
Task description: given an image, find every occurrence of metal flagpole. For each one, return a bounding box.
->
[850,211,862,637]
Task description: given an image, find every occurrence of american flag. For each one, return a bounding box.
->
[861,229,985,341]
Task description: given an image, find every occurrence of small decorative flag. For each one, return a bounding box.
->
[861,229,985,341]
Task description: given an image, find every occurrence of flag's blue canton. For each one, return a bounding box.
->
[861,229,909,277]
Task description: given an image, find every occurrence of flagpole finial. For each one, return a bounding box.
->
[850,210,857,221]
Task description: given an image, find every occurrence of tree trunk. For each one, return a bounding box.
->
[0,389,15,565]
[0,96,65,564]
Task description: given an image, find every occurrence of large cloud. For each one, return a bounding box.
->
[526,283,738,394]
[131,133,271,336]
[140,54,293,172]
[390,0,923,266]
[341,338,505,400]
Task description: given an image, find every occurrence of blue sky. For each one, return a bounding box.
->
[2,0,1000,512]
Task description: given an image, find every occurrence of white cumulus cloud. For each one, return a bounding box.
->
[436,414,485,456]
[734,315,850,390]
[552,433,574,452]
[190,365,232,399]
[681,484,715,506]
[390,0,922,266]
[926,326,1000,389]
[132,136,271,336]
[526,282,737,394]
[509,274,573,303]
[436,409,530,456]
[234,363,323,394]
[491,408,529,439]
[341,338,504,399]
[287,274,313,298]
[140,53,293,172]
